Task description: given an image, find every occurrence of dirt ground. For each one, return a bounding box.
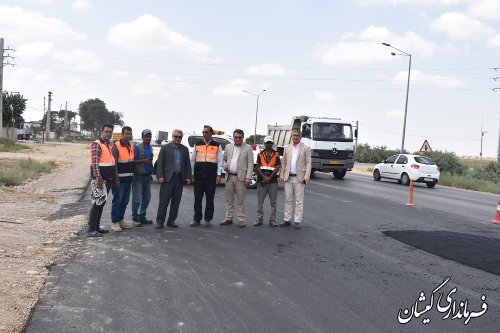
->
[0,142,371,333]
[0,142,90,333]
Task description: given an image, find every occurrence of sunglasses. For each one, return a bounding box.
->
[173,135,183,139]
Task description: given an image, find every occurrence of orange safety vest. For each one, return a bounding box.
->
[259,150,279,171]
[195,144,219,163]
[89,140,115,167]
[115,141,134,179]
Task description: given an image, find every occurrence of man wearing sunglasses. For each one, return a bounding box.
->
[155,129,192,229]
[221,129,254,228]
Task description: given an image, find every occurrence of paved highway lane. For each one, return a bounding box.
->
[27,173,500,332]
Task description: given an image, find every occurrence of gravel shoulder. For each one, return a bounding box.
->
[0,142,90,333]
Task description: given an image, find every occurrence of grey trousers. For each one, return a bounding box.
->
[256,182,278,223]
[156,174,184,225]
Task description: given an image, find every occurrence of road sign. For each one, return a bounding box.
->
[419,140,432,153]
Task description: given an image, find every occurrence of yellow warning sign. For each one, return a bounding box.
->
[419,140,432,153]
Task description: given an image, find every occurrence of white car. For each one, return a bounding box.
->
[372,154,440,188]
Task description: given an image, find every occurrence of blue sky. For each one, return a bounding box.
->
[1,0,499,157]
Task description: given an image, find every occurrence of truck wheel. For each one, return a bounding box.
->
[333,170,346,179]
[401,173,410,186]
[373,169,381,181]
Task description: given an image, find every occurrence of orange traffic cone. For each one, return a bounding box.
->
[406,180,414,206]
[492,200,500,225]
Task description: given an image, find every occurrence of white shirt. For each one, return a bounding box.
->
[290,143,300,174]
[229,144,241,174]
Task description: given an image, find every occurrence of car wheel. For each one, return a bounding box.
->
[373,169,381,181]
[401,173,410,186]
[333,170,346,179]
[426,182,436,188]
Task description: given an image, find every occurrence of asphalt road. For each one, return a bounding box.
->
[26,172,500,333]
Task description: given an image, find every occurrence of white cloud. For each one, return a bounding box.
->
[312,25,436,65]
[112,70,131,78]
[487,34,500,48]
[132,73,170,97]
[17,41,55,58]
[212,79,251,96]
[467,0,500,20]
[386,109,404,119]
[0,5,84,44]
[358,0,466,4]
[108,14,213,61]
[430,12,496,39]
[244,63,295,76]
[72,0,92,10]
[28,0,54,5]
[392,70,466,88]
[315,91,336,101]
[53,49,103,72]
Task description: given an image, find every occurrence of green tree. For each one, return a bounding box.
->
[2,92,27,138]
[427,150,466,175]
[78,98,124,137]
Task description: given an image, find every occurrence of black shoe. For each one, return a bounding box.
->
[278,221,292,227]
[167,223,179,228]
[294,223,301,229]
[140,217,153,224]
[86,230,103,237]
[155,224,164,229]
[190,221,201,227]
[97,228,109,234]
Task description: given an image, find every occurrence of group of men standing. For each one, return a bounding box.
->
[87,124,311,237]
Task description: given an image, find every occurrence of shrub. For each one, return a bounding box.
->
[355,143,400,163]
[426,151,466,175]
[0,137,31,152]
[0,158,56,187]
[472,162,500,183]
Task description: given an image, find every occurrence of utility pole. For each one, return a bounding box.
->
[480,119,487,168]
[0,38,15,138]
[45,91,52,141]
[0,38,3,138]
[64,101,69,138]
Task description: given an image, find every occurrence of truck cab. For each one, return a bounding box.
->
[268,116,357,179]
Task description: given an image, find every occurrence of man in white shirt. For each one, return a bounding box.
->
[221,129,254,228]
[279,130,311,229]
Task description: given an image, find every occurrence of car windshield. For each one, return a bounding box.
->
[414,156,436,165]
[312,122,353,142]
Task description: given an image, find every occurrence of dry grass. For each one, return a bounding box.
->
[0,158,57,186]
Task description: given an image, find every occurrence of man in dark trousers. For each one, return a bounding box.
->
[190,125,223,227]
[155,129,192,229]
[87,124,117,237]
[132,129,154,226]
[110,126,135,232]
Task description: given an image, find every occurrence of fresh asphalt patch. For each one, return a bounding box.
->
[383,230,500,276]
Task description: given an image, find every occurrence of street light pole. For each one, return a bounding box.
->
[242,89,266,145]
[382,42,412,153]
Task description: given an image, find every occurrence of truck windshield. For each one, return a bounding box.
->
[312,123,353,142]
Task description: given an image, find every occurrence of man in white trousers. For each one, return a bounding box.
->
[279,130,311,229]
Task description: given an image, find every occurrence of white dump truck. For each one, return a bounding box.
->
[268,116,356,179]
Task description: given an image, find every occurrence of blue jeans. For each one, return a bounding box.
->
[111,181,132,223]
[132,175,151,220]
